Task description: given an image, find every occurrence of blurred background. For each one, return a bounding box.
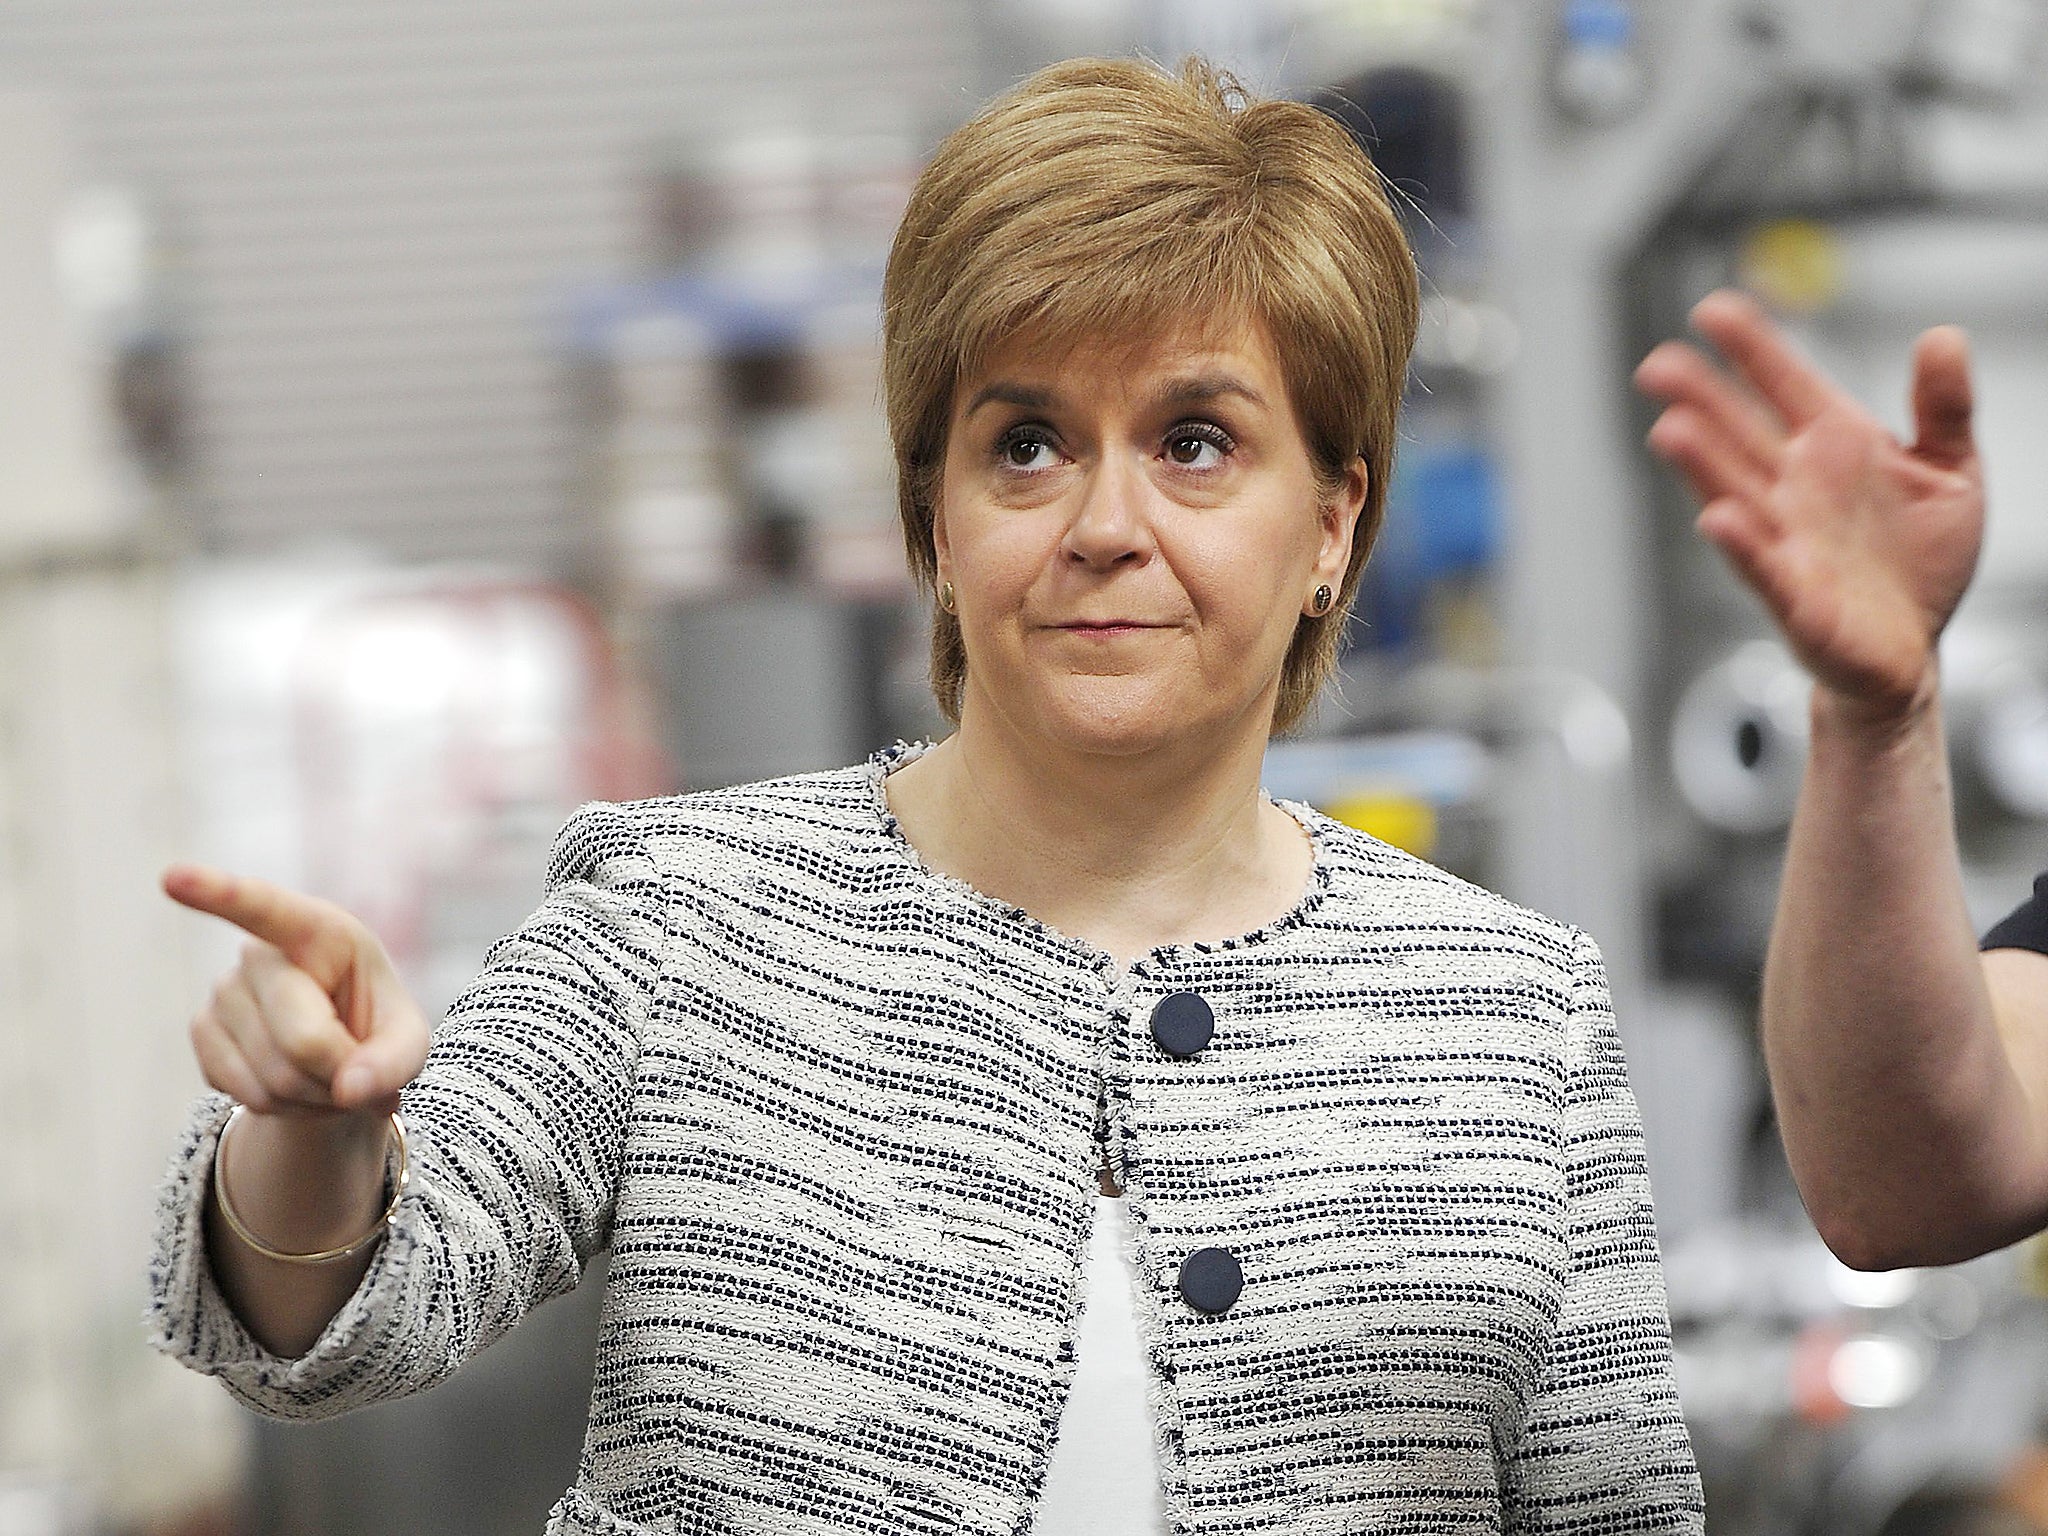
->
[2,1,2047,1532]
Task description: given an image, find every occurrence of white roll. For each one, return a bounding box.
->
[1669,641,1812,835]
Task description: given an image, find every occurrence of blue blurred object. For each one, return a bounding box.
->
[1562,0,1635,48]
[564,262,883,356]
[1552,0,1647,124]
[1356,440,1501,653]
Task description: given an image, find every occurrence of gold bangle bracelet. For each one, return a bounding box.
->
[211,1103,409,1265]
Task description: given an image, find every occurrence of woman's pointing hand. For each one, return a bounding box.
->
[163,864,429,1118]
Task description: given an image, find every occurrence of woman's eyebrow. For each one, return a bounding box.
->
[963,380,1058,416]
[1151,374,1267,411]
[961,372,1266,418]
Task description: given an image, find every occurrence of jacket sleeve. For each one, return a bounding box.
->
[1501,929,1705,1534]
[145,801,665,1420]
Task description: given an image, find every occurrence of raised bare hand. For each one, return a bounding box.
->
[164,865,429,1118]
[1634,288,1984,723]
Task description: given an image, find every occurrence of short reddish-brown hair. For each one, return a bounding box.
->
[882,55,1419,734]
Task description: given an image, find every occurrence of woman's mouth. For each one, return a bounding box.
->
[1058,620,1155,635]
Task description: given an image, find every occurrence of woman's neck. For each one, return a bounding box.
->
[883,700,1311,971]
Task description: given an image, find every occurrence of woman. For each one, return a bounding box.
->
[150,57,1703,1535]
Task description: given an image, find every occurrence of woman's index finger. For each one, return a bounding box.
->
[161,863,356,988]
[1690,289,1843,429]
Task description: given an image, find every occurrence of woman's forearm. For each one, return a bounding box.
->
[1763,684,2048,1267]
[204,1109,394,1357]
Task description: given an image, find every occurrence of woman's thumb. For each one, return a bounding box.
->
[331,1008,427,1110]
[332,1057,386,1108]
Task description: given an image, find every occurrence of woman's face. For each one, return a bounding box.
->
[935,317,1367,760]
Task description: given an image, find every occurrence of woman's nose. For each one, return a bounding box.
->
[1060,459,1152,568]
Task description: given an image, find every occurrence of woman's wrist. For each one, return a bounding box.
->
[211,1107,397,1261]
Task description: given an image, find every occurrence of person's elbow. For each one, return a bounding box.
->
[1786,1144,1966,1270]
[1806,1181,2044,1272]
[1808,1205,1930,1273]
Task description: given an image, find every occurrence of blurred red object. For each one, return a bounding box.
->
[1790,1320,1856,1427]
[288,577,673,986]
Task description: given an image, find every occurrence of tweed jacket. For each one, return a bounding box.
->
[149,742,1705,1536]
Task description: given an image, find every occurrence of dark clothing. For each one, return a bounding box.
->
[1983,872,2048,955]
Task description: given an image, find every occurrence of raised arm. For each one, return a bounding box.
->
[150,804,663,1415]
[1635,290,2048,1267]
[162,864,431,1356]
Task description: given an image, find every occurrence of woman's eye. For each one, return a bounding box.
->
[996,428,1058,470]
[1165,424,1232,468]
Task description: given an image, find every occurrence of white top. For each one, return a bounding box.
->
[1035,1194,1170,1535]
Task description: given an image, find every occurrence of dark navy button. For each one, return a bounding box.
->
[1178,1246,1243,1314]
[1150,991,1214,1058]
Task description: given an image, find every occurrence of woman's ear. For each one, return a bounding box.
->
[1316,457,1370,584]
[930,497,952,588]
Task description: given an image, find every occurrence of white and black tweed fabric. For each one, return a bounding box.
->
[149,741,1705,1535]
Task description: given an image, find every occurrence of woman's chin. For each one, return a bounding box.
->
[1008,675,1246,759]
